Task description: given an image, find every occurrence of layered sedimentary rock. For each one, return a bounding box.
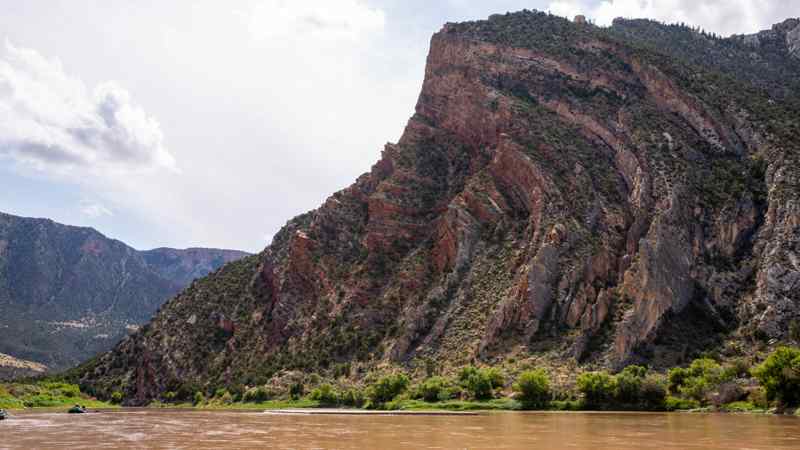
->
[79,11,800,404]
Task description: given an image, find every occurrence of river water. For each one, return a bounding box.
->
[2,409,800,449]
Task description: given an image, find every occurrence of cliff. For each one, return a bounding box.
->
[78,11,800,404]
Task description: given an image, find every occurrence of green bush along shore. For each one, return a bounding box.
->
[7,347,800,414]
[110,347,800,414]
[0,381,113,409]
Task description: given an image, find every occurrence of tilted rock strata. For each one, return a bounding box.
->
[79,12,800,404]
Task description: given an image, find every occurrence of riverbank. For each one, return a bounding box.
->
[145,395,792,415]
[9,347,800,416]
[1,399,791,416]
[163,353,788,415]
[0,381,114,410]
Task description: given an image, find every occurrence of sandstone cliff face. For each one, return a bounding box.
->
[79,12,800,403]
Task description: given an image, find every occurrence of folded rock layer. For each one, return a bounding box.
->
[78,11,800,404]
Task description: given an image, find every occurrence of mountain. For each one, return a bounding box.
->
[141,247,251,289]
[0,211,248,373]
[78,11,800,404]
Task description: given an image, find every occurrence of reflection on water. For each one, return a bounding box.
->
[2,409,800,449]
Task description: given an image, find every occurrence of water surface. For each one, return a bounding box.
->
[2,409,799,449]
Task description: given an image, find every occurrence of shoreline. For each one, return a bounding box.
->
[3,404,789,416]
[264,408,480,416]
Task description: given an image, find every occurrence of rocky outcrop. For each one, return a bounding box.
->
[741,18,800,60]
[0,353,47,381]
[78,11,800,404]
[787,20,800,59]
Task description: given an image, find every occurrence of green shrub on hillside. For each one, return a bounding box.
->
[668,358,733,403]
[289,382,305,400]
[577,371,616,407]
[638,375,667,410]
[483,368,505,390]
[367,373,410,405]
[242,386,271,403]
[513,369,551,409]
[458,366,504,400]
[575,366,665,410]
[679,376,712,402]
[667,367,689,394]
[309,384,339,405]
[687,358,727,384]
[338,388,365,407]
[615,365,647,404]
[722,358,751,380]
[752,347,800,407]
[413,376,457,403]
[41,382,80,398]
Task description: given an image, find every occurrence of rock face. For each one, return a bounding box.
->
[79,11,800,404]
[787,21,800,59]
[0,353,47,381]
[0,211,248,371]
[739,18,800,61]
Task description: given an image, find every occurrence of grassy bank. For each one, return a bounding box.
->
[147,398,323,410]
[123,347,800,415]
[1,381,114,410]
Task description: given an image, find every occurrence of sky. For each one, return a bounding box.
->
[0,0,795,252]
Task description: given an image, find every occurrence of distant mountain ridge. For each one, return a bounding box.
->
[142,247,251,288]
[0,211,248,374]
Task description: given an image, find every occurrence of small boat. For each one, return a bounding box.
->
[0,409,7,420]
[68,405,87,414]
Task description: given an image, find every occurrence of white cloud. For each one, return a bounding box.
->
[80,201,113,218]
[548,0,789,36]
[243,0,385,43]
[0,41,176,176]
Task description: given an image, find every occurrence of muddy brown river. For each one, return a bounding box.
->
[2,409,800,449]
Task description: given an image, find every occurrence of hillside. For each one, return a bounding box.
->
[0,211,248,373]
[78,11,800,405]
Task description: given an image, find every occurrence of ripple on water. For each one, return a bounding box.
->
[3,411,800,449]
